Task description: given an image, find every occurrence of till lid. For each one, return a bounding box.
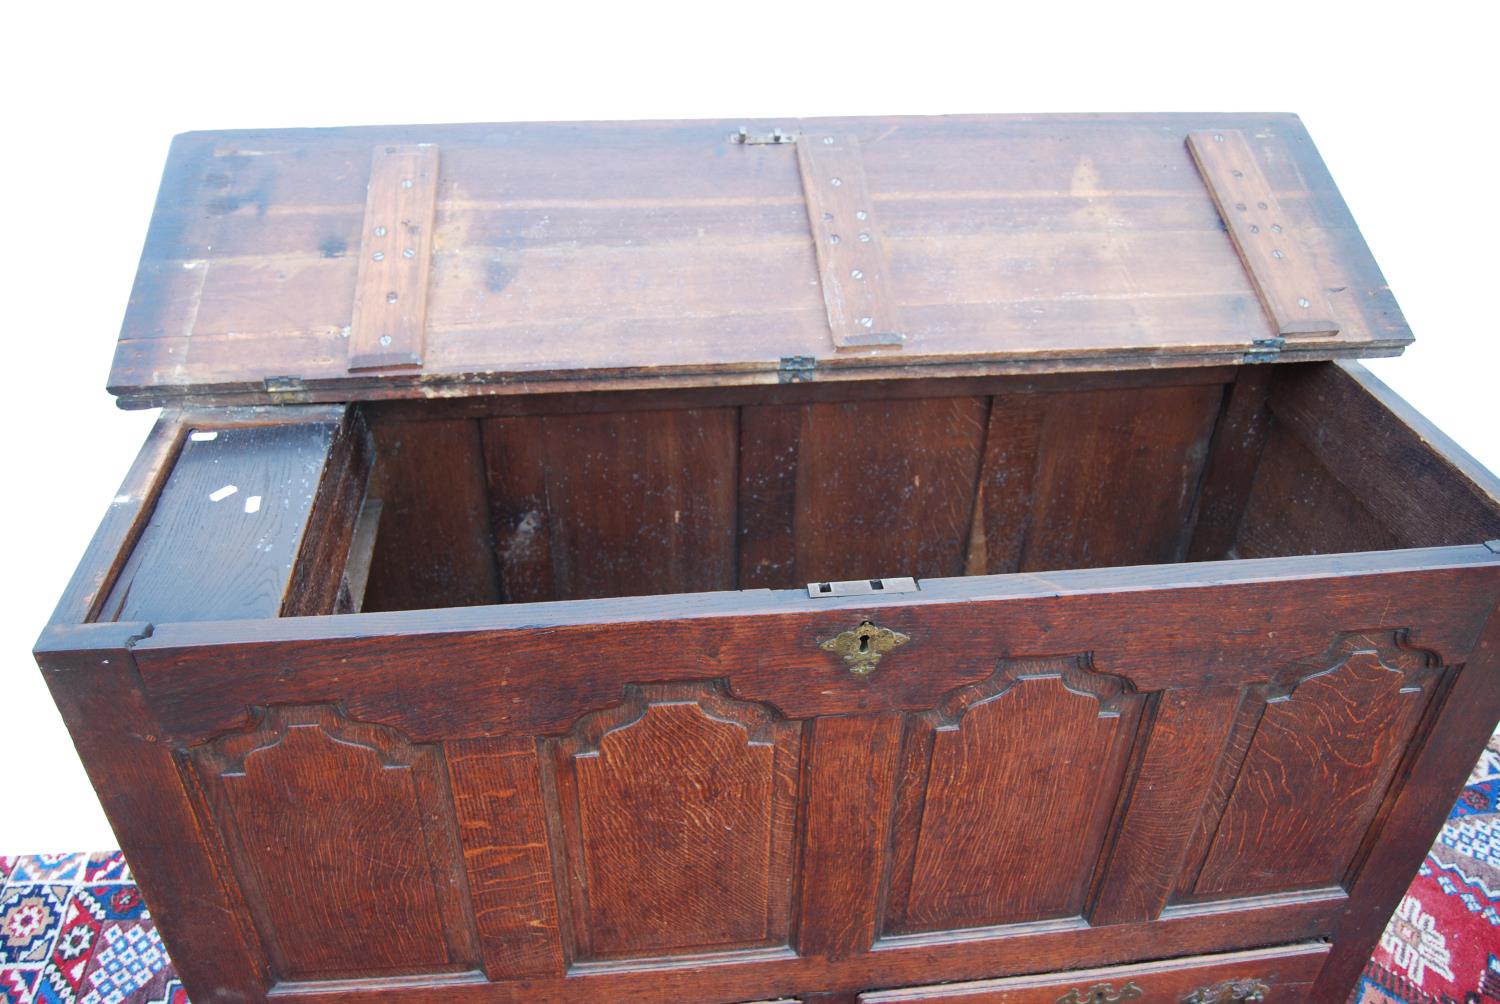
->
[110,113,1409,408]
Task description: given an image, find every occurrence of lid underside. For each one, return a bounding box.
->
[109,113,1410,408]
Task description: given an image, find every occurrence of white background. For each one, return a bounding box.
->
[1,1,1496,854]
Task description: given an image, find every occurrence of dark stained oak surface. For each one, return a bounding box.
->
[190,704,479,980]
[860,941,1329,1002]
[112,114,1410,407]
[97,409,368,623]
[35,105,1500,1004]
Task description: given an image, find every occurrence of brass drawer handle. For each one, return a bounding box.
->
[1056,983,1143,1004]
[1181,978,1271,1003]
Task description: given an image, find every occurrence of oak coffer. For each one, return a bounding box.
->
[35,114,1500,1004]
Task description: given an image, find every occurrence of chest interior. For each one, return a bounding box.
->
[331,363,1488,617]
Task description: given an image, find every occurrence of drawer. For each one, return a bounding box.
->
[860,942,1330,1003]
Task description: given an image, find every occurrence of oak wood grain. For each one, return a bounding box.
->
[1267,362,1500,547]
[479,415,556,603]
[1195,635,1439,897]
[191,705,479,981]
[891,661,1141,933]
[482,408,738,601]
[1312,607,1500,997]
[1235,421,1404,559]
[53,411,186,625]
[446,736,565,980]
[34,625,271,999]
[130,553,1500,745]
[860,941,1328,1002]
[793,397,988,582]
[361,417,501,610]
[738,404,803,589]
[232,893,1344,1004]
[975,385,1221,571]
[108,114,1408,408]
[1183,368,1272,561]
[1187,129,1338,338]
[796,133,903,348]
[99,412,364,623]
[545,683,800,961]
[797,715,903,960]
[346,145,439,370]
[1088,686,1243,925]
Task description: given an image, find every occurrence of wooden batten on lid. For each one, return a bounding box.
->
[111,113,1408,408]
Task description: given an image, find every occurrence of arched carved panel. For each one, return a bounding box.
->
[1193,630,1444,898]
[544,681,801,962]
[190,704,478,982]
[883,655,1144,934]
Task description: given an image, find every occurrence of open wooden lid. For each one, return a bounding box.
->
[110,113,1409,408]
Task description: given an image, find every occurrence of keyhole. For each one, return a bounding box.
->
[858,633,871,654]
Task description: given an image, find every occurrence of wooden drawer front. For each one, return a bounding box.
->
[860,942,1330,1002]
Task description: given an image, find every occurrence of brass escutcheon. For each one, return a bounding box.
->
[1056,982,1143,1004]
[818,620,909,676]
[1181,978,1270,1003]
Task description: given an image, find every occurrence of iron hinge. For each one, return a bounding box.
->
[778,355,816,383]
[263,375,308,397]
[1243,337,1285,364]
[731,126,797,146]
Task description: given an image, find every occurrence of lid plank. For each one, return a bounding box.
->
[346,144,439,371]
[1187,129,1339,339]
[108,114,1411,407]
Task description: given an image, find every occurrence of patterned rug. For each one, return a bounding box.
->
[4,732,1499,1003]
[0,853,182,1003]
[1352,727,1500,1004]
